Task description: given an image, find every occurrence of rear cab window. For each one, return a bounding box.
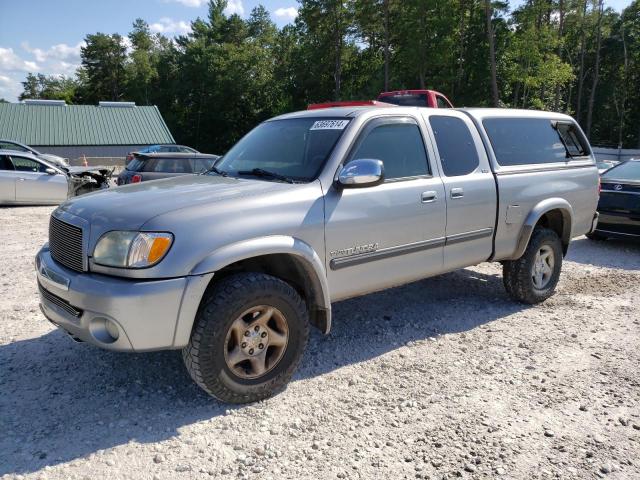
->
[483,118,591,166]
[378,93,427,107]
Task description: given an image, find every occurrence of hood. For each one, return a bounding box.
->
[57,174,298,230]
[38,153,69,166]
[65,165,112,176]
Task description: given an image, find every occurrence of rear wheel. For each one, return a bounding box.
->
[503,227,563,304]
[182,273,309,403]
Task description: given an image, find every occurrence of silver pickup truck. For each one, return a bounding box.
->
[36,107,599,403]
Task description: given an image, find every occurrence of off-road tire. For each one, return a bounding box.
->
[503,227,563,304]
[182,273,309,403]
[586,232,607,241]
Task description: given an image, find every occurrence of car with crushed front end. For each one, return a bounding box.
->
[35,106,599,403]
[0,150,111,205]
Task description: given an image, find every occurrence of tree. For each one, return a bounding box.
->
[78,33,128,103]
[14,0,640,149]
[19,73,77,103]
[586,0,604,138]
[485,0,499,106]
[296,0,353,101]
[126,19,159,105]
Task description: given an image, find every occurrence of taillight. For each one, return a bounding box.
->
[131,174,142,183]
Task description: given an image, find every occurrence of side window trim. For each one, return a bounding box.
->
[343,116,432,182]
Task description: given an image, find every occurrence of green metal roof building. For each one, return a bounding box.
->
[0,100,175,162]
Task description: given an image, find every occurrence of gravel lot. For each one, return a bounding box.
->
[1,206,639,480]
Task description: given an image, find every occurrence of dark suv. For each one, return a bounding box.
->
[117,153,219,185]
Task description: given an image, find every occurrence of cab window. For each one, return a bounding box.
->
[436,96,451,108]
[0,155,15,170]
[10,156,48,173]
[429,116,480,176]
[349,118,430,179]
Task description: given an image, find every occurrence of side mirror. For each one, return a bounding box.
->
[337,159,384,188]
[45,168,57,175]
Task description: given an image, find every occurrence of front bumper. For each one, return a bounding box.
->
[36,246,213,352]
[592,211,640,240]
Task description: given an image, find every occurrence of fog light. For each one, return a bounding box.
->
[89,317,120,344]
[105,319,120,341]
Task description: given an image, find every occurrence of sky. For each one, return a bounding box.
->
[0,0,635,102]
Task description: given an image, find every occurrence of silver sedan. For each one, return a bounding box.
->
[0,150,111,205]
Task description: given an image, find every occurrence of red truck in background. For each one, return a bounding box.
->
[308,89,453,110]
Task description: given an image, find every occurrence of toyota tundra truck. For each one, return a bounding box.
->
[36,107,600,403]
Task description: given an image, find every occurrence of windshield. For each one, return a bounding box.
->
[214,118,350,182]
[603,161,640,181]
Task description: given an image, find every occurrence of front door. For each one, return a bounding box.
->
[425,112,497,270]
[10,156,68,204]
[324,116,447,301]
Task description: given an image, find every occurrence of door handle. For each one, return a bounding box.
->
[450,187,464,199]
[421,191,437,203]
[18,178,26,181]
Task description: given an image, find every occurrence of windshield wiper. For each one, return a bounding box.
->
[203,165,228,177]
[237,168,295,184]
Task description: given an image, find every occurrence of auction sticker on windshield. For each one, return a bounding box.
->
[310,120,350,130]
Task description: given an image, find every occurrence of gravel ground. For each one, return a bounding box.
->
[1,206,639,480]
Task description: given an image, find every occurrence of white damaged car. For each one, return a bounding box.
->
[0,150,111,205]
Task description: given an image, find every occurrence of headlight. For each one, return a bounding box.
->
[93,231,174,268]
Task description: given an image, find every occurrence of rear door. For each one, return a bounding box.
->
[0,155,18,203]
[424,112,497,269]
[10,156,68,204]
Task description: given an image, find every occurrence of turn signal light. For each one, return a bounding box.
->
[148,236,173,264]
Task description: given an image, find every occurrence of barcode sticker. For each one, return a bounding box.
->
[310,120,350,130]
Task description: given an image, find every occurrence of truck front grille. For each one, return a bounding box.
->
[49,215,84,272]
[38,282,83,318]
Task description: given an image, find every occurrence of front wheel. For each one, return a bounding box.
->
[182,273,310,403]
[503,227,563,304]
